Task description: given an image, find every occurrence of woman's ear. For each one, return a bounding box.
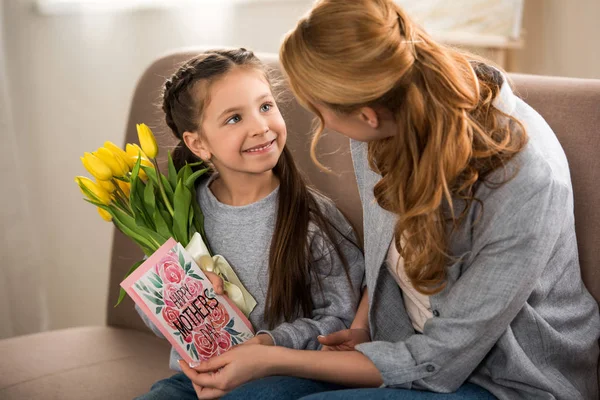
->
[358,107,380,129]
[183,131,211,161]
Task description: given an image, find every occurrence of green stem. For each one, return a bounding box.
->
[112,195,132,217]
[112,179,133,215]
[153,159,175,216]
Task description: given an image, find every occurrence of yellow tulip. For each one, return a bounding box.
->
[97,207,112,222]
[81,152,112,181]
[136,123,158,159]
[75,176,111,205]
[104,141,134,169]
[126,143,147,159]
[95,147,128,177]
[117,180,131,198]
[129,155,154,181]
[97,179,116,193]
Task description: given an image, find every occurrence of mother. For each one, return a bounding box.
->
[181,0,600,399]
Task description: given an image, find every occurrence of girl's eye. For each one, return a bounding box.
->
[260,103,273,112]
[226,115,241,125]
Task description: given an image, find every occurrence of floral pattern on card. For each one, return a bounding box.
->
[134,244,253,361]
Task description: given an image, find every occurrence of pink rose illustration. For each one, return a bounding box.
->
[158,255,184,284]
[209,303,230,329]
[193,329,218,360]
[215,330,232,356]
[183,277,204,299]
[163,283,181,308]
[162,306,180,329]
[155,252,179,276]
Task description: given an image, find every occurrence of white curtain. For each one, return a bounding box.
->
[0,3,47,339]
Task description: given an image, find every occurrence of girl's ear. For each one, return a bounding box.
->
[357,107,380,129]
[183,131,211,161]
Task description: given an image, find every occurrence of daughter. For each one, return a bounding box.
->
[134,48,364,400]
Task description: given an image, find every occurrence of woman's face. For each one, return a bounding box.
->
[313,103,398,143]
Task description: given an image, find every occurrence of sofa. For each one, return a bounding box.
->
[1,50,598,399]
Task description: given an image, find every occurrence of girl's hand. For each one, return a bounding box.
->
[318,328,371,351]
[204,270,224,295]
[179,344,273,399]
[241,333,274,346]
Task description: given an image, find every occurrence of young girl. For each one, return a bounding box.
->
[134,48,364,400]
[179,1,600,399]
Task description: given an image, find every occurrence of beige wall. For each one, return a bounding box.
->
[512,0,600,78]
[1,0,598,337]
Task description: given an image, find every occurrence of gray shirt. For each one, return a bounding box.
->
[352,81,600,399]
[137,177,364,371]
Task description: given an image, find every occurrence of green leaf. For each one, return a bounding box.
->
[173,180,192,246]
[109,205,163,251]
[184,167,210,190]
[157,202,173,232]
[130,155,142,202]
[176,164,190,185]
[168,152,177,191]
[115,260,145,307]
[151,272,163,284]
[143,166,174,205]
[109,209,156,254]
[143,181,156,225]
[178,250,186,270]
[191,344,199,359]
[188,273,203,280]
[225,327,241,336]
[83,198,107,208]
[153,207,172,240]
[143,293,164,306]
[134,179,155,230]
[148,275,163,289]
[185,262,192,274]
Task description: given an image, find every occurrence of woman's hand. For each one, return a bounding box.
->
[179,344,274,399]
[318,328,371,351]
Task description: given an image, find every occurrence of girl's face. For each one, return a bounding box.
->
[187,67,286,179]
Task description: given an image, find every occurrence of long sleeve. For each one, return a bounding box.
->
[258,208,365,350]
[355,177,570,391]
[135,303,166,339]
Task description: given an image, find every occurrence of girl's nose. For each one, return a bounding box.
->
[250,119,269,137]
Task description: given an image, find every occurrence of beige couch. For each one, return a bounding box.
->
[1,51,599,400]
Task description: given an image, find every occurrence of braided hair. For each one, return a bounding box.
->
[161,48,264,170]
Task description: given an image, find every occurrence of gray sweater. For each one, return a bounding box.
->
[136,177,364,371]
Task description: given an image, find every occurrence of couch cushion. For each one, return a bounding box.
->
[0,326,172,400]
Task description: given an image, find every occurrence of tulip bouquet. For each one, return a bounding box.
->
[75,124,256,314]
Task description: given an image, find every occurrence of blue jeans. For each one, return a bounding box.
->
[134,373,197,400]
[223,376,496,400]
[135,374,496,400]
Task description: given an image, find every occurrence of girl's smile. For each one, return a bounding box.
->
[243,139,277,154]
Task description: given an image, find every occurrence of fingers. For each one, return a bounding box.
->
[193,383,226,400]
[204,271,224,295]
[317,330,352,347]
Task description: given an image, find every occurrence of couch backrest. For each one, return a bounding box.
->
[107,51,600,335]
